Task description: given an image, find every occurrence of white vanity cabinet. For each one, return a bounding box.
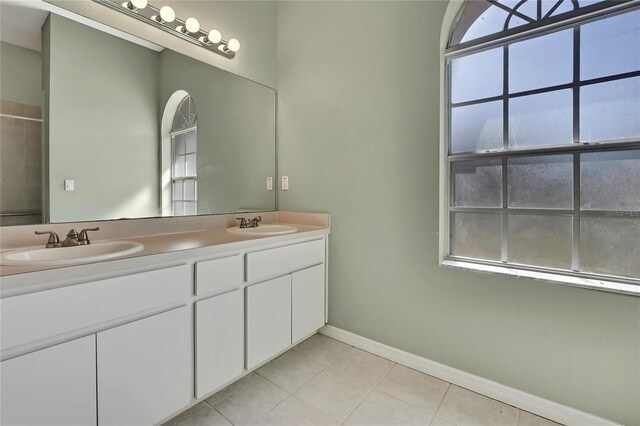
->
[0,335,97,426]
[246,275,293,369]
[245,239,327,369]
[0,264,190,426]
[194,255,245,398]
[195,289,244,398]
[0,230,329,426]
[292,264,326,343]
[97,306,191,426]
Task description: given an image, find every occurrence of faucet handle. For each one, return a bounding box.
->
[78,227,100,245]
[34,231,61,248]
[236,217,248,228]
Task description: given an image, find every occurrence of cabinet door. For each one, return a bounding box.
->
[97,307,190,426]
[195,289,244,398]
[292,264,326,343]
[0,335,96,426]
[246,275,291,369]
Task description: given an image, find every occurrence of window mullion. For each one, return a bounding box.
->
[572,153,581,271]
[501,44,509,263]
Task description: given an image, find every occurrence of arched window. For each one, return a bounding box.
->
[171,95,198,216]
[444,0,640,287]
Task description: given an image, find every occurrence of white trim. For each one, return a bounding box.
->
[320,325,618,426]
[441,259,640,296]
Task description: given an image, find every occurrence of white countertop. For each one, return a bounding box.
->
[0,222,329,298]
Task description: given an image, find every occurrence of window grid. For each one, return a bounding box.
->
[445,3,640,284]
[171,127,197,216]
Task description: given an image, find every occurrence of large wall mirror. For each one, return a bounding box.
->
[0,1,276,226]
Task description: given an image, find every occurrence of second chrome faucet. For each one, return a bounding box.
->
[236,216,262,229]
[35,227,100,248]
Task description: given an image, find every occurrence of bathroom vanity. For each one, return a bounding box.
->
[0,213,330,425]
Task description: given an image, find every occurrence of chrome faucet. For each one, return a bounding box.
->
[236,216,262,229]
[35,227,100,248]
[78,227,99,245]
[62,229,79,247]
[34,231,61,248]
[248,216,262,228]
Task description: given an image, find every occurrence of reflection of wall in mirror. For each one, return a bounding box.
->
[158,50,276,217]
[0,41,43,225]
[45,14,160,223]
[42,14,277,223]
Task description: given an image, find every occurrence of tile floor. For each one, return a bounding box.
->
[164,334,562,426]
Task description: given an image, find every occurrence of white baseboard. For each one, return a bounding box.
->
[320,325,617,426]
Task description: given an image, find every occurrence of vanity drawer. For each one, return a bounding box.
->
[0,265,189,353]
[246,239,325,283]
[195,255,243,296]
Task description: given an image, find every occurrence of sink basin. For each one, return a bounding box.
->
[1,241,144,266]
[227,224,297,236]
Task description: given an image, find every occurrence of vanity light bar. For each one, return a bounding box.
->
[92,0,240,59]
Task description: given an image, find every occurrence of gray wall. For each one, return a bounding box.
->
[276,2,640,425]
[45,0,278,88]
[159,50,276,214]
[0,41,42,106]
[45,14,160,222]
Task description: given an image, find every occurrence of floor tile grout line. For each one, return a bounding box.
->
[432,382,452,421]
[339,360,397,424]
[202,399,236,426]
[255,348,329,394]
[373,385,444,419]
[250,393,294,426]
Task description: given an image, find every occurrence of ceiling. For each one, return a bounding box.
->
[0,1,49,51]
[0,0,163,53]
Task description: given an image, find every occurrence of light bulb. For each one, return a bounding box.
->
[159,6,175,23]
[129,0,147,10]
[185,17,200,33]
[207,29,222,44]
[227,38,240,52]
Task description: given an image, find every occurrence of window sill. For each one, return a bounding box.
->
[440,259,640,296]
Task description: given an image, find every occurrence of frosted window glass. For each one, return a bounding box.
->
[507,214,573,269]
[451,48,503,103]
[186,154,197,177]
[453,159,503,207]
[509,90,573,148]
[508,155,573,209]
[173,181,183,201]
[184,179,196,201]
[451,212,502,260]
[580,77,640,143]
[451,101,503,153]
[509,29,573,93]
[186,131,197,153]
[580,150,640,211]
[580,217,640,278]
[173,156,185,178]
[461,7,510,43]
[173,202,184,216]
[174,134,185,155]
[581,10,640,80]
[184,202,196,216]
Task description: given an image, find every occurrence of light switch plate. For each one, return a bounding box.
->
[281,176,289,191]
[64,179,74,191]
[266,176,273,191]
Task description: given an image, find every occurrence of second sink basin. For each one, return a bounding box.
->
[1,241,144,266]
[227,224,297,236]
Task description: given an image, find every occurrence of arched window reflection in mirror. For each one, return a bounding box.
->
[171,95,198,216]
